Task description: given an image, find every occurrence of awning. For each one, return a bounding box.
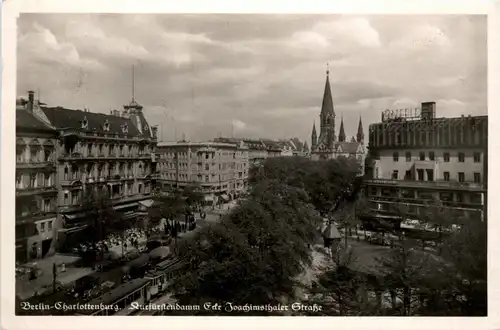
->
[204,196,214,202]
[221,194,229,201]
[138,199,155,208]
[113,202,139,211]
[63,213,87,220]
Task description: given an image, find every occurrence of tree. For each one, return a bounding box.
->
[182,183,204,211]
[172,180,322,314]
[80,188,119,263]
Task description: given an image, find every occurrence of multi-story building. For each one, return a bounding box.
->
[310,70,365,174]
[20,91,158,251]
[213,137,309,166]
[156,141,249,203]
[16,92,58,261]
[364,102,487,223]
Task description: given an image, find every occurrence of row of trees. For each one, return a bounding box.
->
[169,156,363,314]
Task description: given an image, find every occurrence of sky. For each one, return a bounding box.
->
[17,14,487,143]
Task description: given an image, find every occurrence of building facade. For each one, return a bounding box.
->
[364,102,487,223]
[310,70,365,174]
[17,91,158,254]
[213,137,309,166]
[16,92,59,261]
[156,141,249,203]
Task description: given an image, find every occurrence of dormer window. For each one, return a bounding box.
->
[103,120,110,132]
[122,123,129,134]
[81,116,88,129]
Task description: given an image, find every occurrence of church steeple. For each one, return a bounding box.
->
[338,115,346,142]
[311,121,317,148]
[356,115,364,144]
[319,65,336,144]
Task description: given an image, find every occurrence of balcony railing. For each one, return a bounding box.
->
[16,185,57,196]
[365,179,485,191]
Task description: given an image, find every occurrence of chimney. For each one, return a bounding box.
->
[27,91,35,112]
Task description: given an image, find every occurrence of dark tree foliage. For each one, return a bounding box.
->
[172,181,322,314]
[249,156,360,215]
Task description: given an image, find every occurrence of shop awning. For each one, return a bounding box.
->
[63,213,87,220]
[138,199,155,208]
[204,196,214,202]
[113,202,139,211]
[221,194,229,201]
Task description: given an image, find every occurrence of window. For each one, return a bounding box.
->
[473,152,481,163]
[404,170,411,180]
[417,169,424,181]
[426,169,434,182]
[139,184,143,194]
[47,221,52,231]
[474,172,481,183]
[71,191,79,204]
[392,170,398,180]
[456,193,464,203]
[39,222,45,233]
[419,152,425,161]
[205,164,209,171]
[405,152,411,162]
[470,193,482,204]
[458,172,465,183]
[429,152,435,161]
[458,152,465,162]
[443,172,450,181]
[205,175,209,182]
[44,149,51,162]
[393,152,399,162]
[43,198,51,212]
[64,192,69,204]
[205,154,209,159]
[443,152,450,162]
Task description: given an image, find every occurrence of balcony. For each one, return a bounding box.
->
[367,194,484,208]
[414,160,437,170]
[16,185,57,196]
[365,179,485,192]
[16,160,55,169]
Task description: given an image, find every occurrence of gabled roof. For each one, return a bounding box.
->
[16,109,55,133]
[41,106,146,138]
[336,141,361,154]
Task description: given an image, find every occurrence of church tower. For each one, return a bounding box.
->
[356,115,364,144]
[338,115,346,142]
[318,66,336,146]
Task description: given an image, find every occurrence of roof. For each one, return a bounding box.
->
[86,278,150,306]
[41,106,148,138]
[157,141,237,149]
[322,223,342,239]
[16,109,55,133]
[336,141,362,154]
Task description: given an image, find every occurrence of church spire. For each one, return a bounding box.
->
[311,121,317,148]
[338,115,346,142]
[321,64,335,117]
[356,115,364,144]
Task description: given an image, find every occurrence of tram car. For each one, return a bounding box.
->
[144,256,188,299]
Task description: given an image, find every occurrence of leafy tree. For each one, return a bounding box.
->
[182,183,204,211]
[172,180,321,314]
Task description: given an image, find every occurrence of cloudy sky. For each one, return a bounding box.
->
[17,14,486,143]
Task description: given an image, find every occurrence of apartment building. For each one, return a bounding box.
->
[16,92,58,261]
[157,141,249,203]
[364,102,487,223]
[17,91,158,253]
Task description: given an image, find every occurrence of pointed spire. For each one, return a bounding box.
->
[311,121,318,148]
[338,115,346,142]
[312,121,317,136]
[356,115,365,144]
[321,66,335,117]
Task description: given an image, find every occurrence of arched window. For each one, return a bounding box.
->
[64,166,69,180]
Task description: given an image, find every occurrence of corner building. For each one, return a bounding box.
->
[21,92,158,250]
[157,141,249,203]
[364,102,487,222]
[16,92,59,261]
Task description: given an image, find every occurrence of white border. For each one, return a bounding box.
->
[1,1,499,329]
